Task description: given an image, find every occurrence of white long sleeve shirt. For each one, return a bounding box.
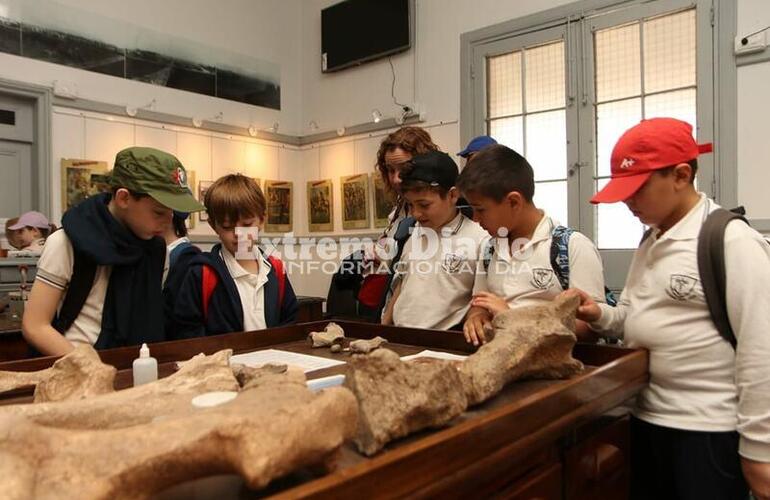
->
[591,194,770,461]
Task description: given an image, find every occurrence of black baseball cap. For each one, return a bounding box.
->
[400,151,459,190]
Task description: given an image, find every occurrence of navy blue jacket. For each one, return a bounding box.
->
[170,244,298,339]
[163,242,201,337]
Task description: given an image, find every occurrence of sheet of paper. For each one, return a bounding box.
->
[400,350,468,362]
[230,349,345,373]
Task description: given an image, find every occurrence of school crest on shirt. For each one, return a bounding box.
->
[530,268,555,290]
[442,252,465,273]
[667,274,698,301]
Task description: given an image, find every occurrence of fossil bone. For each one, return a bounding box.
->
[308,322,345,347]
[349,336,388,354]
[0,371,358,500]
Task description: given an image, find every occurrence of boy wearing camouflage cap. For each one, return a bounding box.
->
[23,147,203,356]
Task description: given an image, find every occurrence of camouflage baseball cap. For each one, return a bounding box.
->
[109,147,204,212]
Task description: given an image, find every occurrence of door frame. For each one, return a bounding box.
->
[0,78,52,215]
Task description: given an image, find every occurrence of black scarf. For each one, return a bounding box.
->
[62,193,166,348]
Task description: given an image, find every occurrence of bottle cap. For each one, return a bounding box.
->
[139,343,150,358]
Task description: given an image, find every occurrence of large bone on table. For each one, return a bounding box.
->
[0,344,116,402]
[344,294,584,455]
[460,293,584,405]
[0,371,359,500]
[345,348,468,456]
[0,349,240,429]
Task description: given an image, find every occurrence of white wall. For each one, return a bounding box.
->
[0,0,303,134]
[736,0,770,219]
[300,0,572,138]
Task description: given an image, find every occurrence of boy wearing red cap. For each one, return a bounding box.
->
[567,118,770,499]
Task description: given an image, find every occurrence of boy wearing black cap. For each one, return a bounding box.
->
[23,147,204,356]
[381,151,488,330]
[566,118,770,499]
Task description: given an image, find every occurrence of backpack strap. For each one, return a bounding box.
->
[267,255,286,309]
[549,225,618,306]
[697,206,749,349]
[550,226,574,291]
[52,250,97,334]
[201,265,219,321]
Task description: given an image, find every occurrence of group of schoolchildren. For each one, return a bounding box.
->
[370,119,770,499]
[18,118,770,499]
[22,147,298,356]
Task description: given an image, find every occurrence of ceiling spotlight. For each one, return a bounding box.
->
[192,117,203,128]
[270,122,280,133]
[371,109,382,123]
[212,112,223,122]
[124,99,156,118]
[309,120,319,132]
[336,126,346,137]
[248,125,258,137]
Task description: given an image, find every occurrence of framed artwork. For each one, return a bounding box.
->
[307,179,333,232]
[264,180,293,233]
[372,172,396,228]
[341,174,370,230]
[60,159,109,212]
[197,180,213,222]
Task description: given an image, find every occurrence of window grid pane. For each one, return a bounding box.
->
[489,116,524,155]
[534,180,568,226]
[592,8,696,249]
[596,98,642,177]
[526,110,567,181]
[524,41,565,113]
[643,10,696,94]
[595,23,641,102]
[488,51,523,119]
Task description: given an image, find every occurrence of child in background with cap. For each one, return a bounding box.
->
[457,144,607,346]
[564,117,770,499]
[7,211,56,253]
[22,147,204,356]
[457,134,497,162]
[381,151,488,330]
[170,174,298,339]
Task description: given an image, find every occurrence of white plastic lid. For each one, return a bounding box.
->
[139,343,150,358]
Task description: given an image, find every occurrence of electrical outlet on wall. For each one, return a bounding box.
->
[735,31,767,56]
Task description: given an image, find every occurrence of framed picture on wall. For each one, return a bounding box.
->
[307,179,333,232]
[341,174,370,230]
[264,180,293,233]
[372,172,396,228]
[198,180,213,222]
[60,159,110,212]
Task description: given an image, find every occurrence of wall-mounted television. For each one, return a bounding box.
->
[321,0,412,73]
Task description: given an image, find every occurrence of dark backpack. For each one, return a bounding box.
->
[481,226,617,306]
[326,216,416,321]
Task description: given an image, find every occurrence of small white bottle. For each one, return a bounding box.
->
[132,343,158,386]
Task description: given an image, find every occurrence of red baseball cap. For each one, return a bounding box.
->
[591,118,713,204]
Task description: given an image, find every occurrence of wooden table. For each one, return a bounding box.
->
[0,296,327,362]
[0,321,649,499]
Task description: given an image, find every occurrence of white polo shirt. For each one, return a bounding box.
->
[591,194,770,461]
[473,213,607,309]
[220,246,270,332]
[392,212,489,330]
